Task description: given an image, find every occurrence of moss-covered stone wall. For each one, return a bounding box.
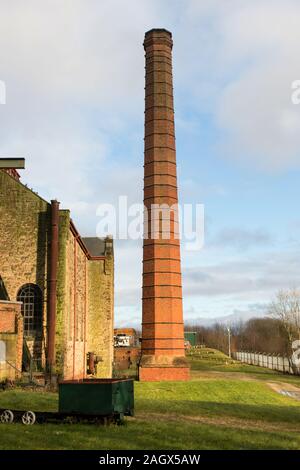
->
[0,171,114,380]
[0,171,50,364]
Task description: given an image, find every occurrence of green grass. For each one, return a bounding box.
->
[188,348,300,386]
[0,416,298,450]
[0,348,300,450]
[136,379,300,423]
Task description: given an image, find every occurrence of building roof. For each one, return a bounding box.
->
[82,237,107,257]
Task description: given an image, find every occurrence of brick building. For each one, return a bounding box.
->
[114,328,139,347]
[0,169,114,380]
[114,328,141,371]
[0,300,23,381]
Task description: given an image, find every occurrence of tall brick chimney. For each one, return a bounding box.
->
[139,29,190,381]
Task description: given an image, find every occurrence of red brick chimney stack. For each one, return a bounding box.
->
[139,29,190,381]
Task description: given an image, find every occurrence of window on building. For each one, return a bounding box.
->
[17,284,43,336]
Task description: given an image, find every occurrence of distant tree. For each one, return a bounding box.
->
[269,289,300,354]
[186,316,290,357]
[235,317,287,355]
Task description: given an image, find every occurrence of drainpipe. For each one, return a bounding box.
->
[47,199,59,372]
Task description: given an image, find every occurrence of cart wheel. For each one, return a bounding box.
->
[21,411,36,425]
[0,409,14,424]
[115,413,125,425]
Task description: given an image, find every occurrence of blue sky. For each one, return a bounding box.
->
[1,0,300,327]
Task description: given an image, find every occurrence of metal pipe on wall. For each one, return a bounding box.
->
[47,199,60,371]
[73,237,77,379]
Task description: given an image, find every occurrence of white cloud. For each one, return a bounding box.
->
[0,0,160,204]
[173,0,300,171]
[212,227,272,250]
[215,1,300,170]
[183,248,300,299]
[0,1,159,108]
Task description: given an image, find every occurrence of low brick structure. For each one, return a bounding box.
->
[139,366,189,381]
[0,300,23,381]
[114,347,141,370]
[114,328,139,347]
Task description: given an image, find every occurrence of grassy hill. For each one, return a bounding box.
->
[0,348,300,450]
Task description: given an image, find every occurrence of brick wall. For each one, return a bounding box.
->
[62,221,87,379]
[114,328,137,337]
[55,211,114,379]
[0,301,23,380]
[114,328,139,347]
[114,347,141,370]
[87,253,114,378]
[0,310,15,332]
[54,211,86,379]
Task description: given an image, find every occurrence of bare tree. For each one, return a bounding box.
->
[269,288,300,359]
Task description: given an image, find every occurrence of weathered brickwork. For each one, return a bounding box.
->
[139,365,190,382]
[87,254,114,378]
[0,170,114,380]
[0,308,16,332]
[140,29,189,381]
[114,347,140,370]
[59,222,88,379]
[55,210,70,376]
[54,217,114,380]
[0,301,23,380]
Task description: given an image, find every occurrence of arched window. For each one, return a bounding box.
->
[17,284,43,336]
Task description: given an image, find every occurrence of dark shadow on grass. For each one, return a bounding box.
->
[0,418,299,450]
[137,399,300,425]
